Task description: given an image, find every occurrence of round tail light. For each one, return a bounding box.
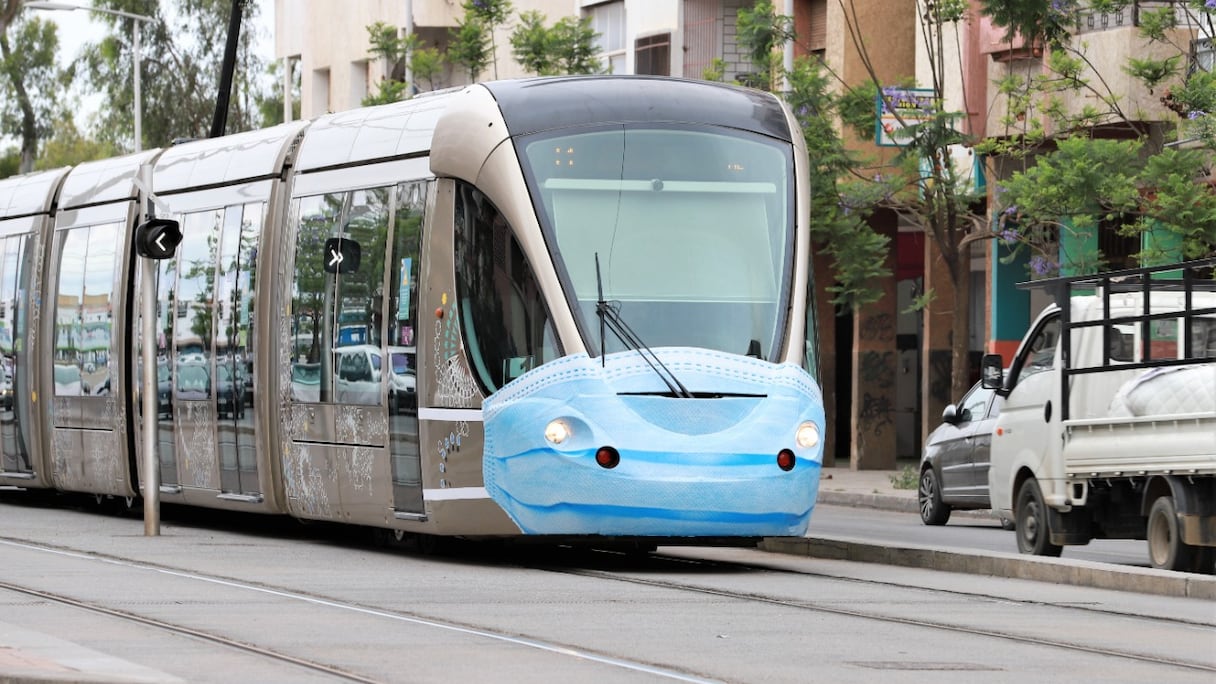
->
[595,446,620,469]
[777,448,796,471]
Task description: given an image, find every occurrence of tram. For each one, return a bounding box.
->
[0,76,824,544]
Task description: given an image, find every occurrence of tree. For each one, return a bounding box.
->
[462,0,513,79]
[78,0,267,151]
[979,0,1216,269]
[736,1,996,405]
[36,115,119,170]
[255,58,301,128]
[448,15,493,82]
[510,10,602,76]
[1,2,66,175]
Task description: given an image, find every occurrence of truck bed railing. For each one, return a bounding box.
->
[1016,257,1216,422]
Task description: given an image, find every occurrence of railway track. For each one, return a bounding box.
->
[522,548,1216,674]
[2,504,1212,683]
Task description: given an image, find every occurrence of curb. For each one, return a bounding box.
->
[760,535,1216,600]
[816,489,1006,521]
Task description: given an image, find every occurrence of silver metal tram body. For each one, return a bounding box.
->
[0,76,823,543]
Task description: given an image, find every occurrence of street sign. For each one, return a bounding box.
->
[134,218,182,259]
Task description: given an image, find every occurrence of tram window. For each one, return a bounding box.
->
[53,223,120,396]
[289,188,391,405]
[83,224,118,395]
[174,210,223,395]
[518,126,792,360]
[453,182,557,394]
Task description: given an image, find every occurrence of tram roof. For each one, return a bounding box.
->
[56,150,162,210]
[0,167,71,219]
[152,120,309,195]
[294,91,457,173]
[481,76,794,142]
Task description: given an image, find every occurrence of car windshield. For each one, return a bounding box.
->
[518,125,793,360]
[292,363,320,383]
[391,353,409,374]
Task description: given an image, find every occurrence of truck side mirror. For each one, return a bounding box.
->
[980,354,1003,390]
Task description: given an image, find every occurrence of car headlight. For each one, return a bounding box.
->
[795,421,820,449]
[544,419,572,445]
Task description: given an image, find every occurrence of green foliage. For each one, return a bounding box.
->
[548,16,601,75]
[889,465,918,490]
[461,0,513,79]
[509,10,601,76]
[448,16,492,81]
[77,0,267,150]
[1,10,66,172]
[976,0,1081,48]
[462,0,513,29]
[702,58,726,82]
[510,10,552,75]
[35,115,118,169]
[410,47,446,91]
[736,0,794,65]
[0,146,17,179]
[255,58,300,127]
[785,56,890,309]
[1124,56,1180,94]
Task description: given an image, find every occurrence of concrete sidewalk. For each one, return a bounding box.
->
[815,463,921,515]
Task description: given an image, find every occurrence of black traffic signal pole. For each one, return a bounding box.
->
[210,0,246,138]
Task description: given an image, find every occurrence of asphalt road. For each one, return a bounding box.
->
[809,503,1152,568]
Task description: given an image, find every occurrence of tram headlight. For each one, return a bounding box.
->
[544,419,572,445]
[795,421,820,450]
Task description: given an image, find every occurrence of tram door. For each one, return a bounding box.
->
[286,181,424,517]
[0,234,33,475]
[155,205,260,496]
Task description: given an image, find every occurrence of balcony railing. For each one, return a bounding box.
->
[1075,1,1212,35]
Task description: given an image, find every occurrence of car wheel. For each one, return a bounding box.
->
[918,467,951,525]
[1015,479,1062,557]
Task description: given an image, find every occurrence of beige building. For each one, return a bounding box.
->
[274,0,792,119]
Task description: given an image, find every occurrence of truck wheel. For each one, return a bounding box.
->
[1016,479,1062,557]
[918,467,951,525]
[1147,496,1200,572]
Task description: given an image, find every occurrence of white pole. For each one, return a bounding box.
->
[139,165,160,536]
[783,0,795,92]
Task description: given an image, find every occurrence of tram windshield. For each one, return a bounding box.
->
[519,125,793,360]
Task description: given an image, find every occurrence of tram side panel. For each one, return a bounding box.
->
[414,178,521,536]
[0,167,69,489]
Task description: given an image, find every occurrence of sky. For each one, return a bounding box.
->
[4,0,275,147]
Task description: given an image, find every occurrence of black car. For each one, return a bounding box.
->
[917,380,1014,529]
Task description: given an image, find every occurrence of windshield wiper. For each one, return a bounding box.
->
[594,253,693,398]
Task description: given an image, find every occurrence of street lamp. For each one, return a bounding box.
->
[25,1,155,152]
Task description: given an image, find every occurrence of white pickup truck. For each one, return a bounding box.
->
[982,258,1216,572]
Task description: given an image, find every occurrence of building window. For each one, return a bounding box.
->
[312,67,331,116]
[585,1,625,74]
[350,60,369,108]
[635,33,671,76]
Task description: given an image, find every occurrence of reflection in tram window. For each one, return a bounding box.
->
[175,210,222,392]
[53,223,121,397]
[289,188,390,406]
[388,180,425,513]
[83,224,117,395]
